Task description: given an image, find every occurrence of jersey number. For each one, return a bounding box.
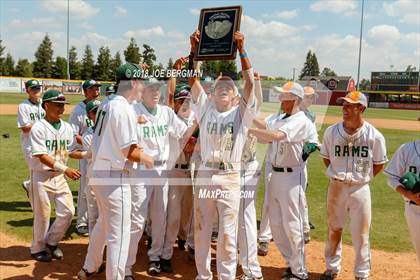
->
[94,110,107,136]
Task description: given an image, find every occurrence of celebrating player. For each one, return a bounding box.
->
[319,91,387,280]
[78,63,153,280]
[17,79,45,197]
[69,79,101,236]
[29,89,81,262]
[384,140,420,262]
[249,82,318,280]
[189,29,256,280]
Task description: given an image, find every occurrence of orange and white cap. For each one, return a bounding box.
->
[337,91,367,107]
[303,86,316,95]
[273,81,304,99]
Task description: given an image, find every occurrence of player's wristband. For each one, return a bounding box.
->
[53,161,68,173]
[239,52,247,59]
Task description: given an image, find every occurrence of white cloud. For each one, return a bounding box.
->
[263,9,298,20]
[124,26,165,38]
[383,0,420,24]
[301,25,317,32]
[40,0,99,20]
[189,8,200,16]
[79,22,94,30]
[114,6,128,17]
[368,25,401,43]
[310,0,358,16]
[241,15,297,39]
[8,17,60,29]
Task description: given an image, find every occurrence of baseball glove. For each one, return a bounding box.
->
[302,142,319,161]
[399,172,420,193]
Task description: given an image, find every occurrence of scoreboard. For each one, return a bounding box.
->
[371,71,419,92]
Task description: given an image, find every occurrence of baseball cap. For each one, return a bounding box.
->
[105,84,116,94]
[273,81,304,99]
[201,76,214,84]
[86,99,101,113]
[82,79,102,90]
[116,63,144,83]
[213,76,239,96]
[145,77,164,89]
[337,91,368,107]
[25,79,42,89]
[42,90,69,104]
[174,84,192,100]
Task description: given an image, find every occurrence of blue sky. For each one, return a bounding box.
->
[0,0,418,80]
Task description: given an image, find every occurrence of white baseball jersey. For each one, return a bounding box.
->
[91,94,138,172]
[17,99,45,151]
[384,140,420,192]
[192,85,256,165]
[168,112,196,167]
[69,101,95,151]
[133,103,187,162]
[320,121,388,184]
[267,111,318,168]
[30,119,74,172]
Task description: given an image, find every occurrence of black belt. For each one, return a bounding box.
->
[205,162,234,170]
[175,163,190,169]
[409,201,419,206]
[154,160,166,166]
[272,166,293,173]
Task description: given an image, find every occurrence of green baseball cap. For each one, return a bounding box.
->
[86,99,101,113]
[174,84,191,100]
[105,84,116,94]
[42,90,69,104]
[25,79,42,89]
[116,63,144,83]
[145,77,164,89]
[82,79,102,90]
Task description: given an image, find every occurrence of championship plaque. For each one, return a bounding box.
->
[195,6,242,61]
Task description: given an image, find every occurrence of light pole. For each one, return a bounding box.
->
[356,0,364,90]
[292,67,297,81]
[66,0,70,80]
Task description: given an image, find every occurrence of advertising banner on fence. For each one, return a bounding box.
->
[42,80,63,92]
[0,77,21,92]
[63,81,82,95]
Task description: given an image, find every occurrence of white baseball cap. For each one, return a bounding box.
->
[337,91,368,107]
[273,81,304,99]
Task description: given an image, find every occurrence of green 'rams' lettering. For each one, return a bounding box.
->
[29,112,45,121]
[207,121,234,135]
[45,139,71,151]
[334,145,369,157]
[142,125,168,139]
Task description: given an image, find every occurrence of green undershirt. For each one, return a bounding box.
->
[144,105,157,116]
[48,120,61,130]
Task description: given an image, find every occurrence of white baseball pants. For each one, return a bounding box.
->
[258,162,272,243]
[76,158,88,229]
[405,202,420,263]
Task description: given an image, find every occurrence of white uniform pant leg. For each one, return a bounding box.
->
[325,180,349,275]
[194,184,216,280]
[88,182,131,280]
[269,171,308,279]
[45,174,75,246]
[349,184,371,279]
[302,166,310,234]
[258,163,272,243]
[83,185,107,273]
[125,183,149,275]
[86,184,99,235]
[238,162,263,278]
[147,171,169,262]
[179,173,194,241]
[30,171,53,254]
[76,159,89,228]
[162,169,191,259]
[405,202,420,263]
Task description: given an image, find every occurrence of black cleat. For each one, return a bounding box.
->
[257,241,269,256]
[31,251,52,262]
[46,244,63,259]
[160,258,173,273]
[177,238,186,251]
[147,261,161,276]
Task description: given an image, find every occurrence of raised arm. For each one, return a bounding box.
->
[188,30,204,103]
[166,57,189,108]
[235,31,254,104]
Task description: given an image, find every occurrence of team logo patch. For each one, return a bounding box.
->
[125,69,132,78]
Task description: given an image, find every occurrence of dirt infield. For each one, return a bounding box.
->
[1,104,418,131]
[0,232,418,280]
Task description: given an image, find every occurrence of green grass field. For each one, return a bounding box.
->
[0,113,418,252]
[0,92,86,105]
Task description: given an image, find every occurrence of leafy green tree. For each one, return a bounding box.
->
[52,56,67,78]
[167,58,173,69]
[124,38,141,64]
[299,50,313,79]
[320,67,337,77]
[69,46,81,79]
[33,34,54,78]
[81,45,94,80]
[15,59,33,77]
[0,40,6,75]
[142,44,156,70]
[94,46,112,80]
[3,53,15,76]
[359,78,371,90]
[311,52,320,76]
[110,51,122,80]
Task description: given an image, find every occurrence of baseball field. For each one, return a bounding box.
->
[0,92,419,279]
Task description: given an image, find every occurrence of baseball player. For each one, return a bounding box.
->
[105,84,116,96]
[189,29,256,280]
[78,63,153,280]
[68,79,101,236]
[249,82,318,280]
[319,91,387,280]
[125,78,195,278]
[29,89,81,262]
[161,82,198,271]
[237,72,263,280]
[69,100,101,234]
[384,140,420,262]
[17,79,45,196]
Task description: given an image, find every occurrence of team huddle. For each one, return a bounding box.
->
[17,30,420,280]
